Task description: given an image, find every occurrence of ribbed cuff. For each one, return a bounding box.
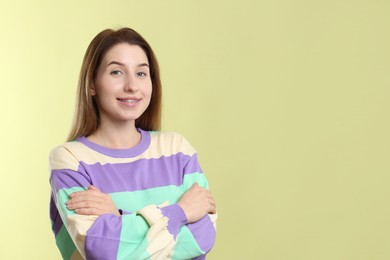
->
[160,204,187,238]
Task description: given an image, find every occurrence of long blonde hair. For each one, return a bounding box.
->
[67,28,162,141]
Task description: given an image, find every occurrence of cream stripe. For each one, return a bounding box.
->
[66,214,98,259]
[209,213,218,231]
[137,205,164,226]
[50,146,80,172]
[146,217,175,260]
[51,132,197,168]
[137,204,177,259]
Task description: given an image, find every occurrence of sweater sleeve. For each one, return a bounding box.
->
[49,146,187,260]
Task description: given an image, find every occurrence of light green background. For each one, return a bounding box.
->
[0,1,389,259]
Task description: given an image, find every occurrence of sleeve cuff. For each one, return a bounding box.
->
[160,204,187,238]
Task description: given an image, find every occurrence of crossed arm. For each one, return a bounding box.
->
[66,183,216,224]
[60,182,217,259]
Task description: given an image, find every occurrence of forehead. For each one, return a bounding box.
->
[102,43,149,65]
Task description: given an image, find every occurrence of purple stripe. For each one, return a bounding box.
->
[193,255,206,260]
[85,214,122,259]
[49,193,58,221]
[50,196,63,236]
[79,153,202,194]
[187,215,216,253]
[51,168,91,190]
[185,154,203,174]
[160,204,187,238]
[77,128,150,158]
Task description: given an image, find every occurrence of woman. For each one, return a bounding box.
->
[49,27,217,260]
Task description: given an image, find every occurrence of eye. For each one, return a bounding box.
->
[137,72,148,77]
[110,70,123,76]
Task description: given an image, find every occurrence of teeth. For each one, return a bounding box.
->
[119,98,139,103]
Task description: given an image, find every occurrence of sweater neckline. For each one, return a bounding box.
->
[76,128,151,158]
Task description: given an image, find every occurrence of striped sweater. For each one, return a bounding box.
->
[49,129,217,259]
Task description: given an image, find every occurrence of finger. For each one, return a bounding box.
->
[69,192,78,198]
[70,187,103,198]
[69,201,115,215]
[67,193,103,206]
[209,204,217,214]
[74,207,103,216]
[67,200,101,210]
[88,185,101,192]
[69,190,91,198]
[72,190,104,200]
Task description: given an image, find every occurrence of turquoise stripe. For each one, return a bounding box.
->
[55,224,77,260]
[183,173,209,190]
[111,185,182,212]
[172,226,204,259]
[117,213,150,259]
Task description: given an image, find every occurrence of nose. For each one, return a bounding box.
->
[124,74,139,92]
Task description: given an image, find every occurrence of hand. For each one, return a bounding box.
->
[178,183,216,223]
[66,185,120,216]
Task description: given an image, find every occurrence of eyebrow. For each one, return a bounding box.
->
[107,61,149,68]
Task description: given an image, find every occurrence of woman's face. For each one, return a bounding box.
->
[92,43,152,126]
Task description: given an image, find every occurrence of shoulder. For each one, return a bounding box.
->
[49,141,83,171]
[147,130,197,156]
[50,140,88,159]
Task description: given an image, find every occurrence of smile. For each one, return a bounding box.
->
[117,98,141,103]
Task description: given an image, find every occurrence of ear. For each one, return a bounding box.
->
[90,84,96,96]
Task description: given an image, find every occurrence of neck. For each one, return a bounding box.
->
[87,120,141,149]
